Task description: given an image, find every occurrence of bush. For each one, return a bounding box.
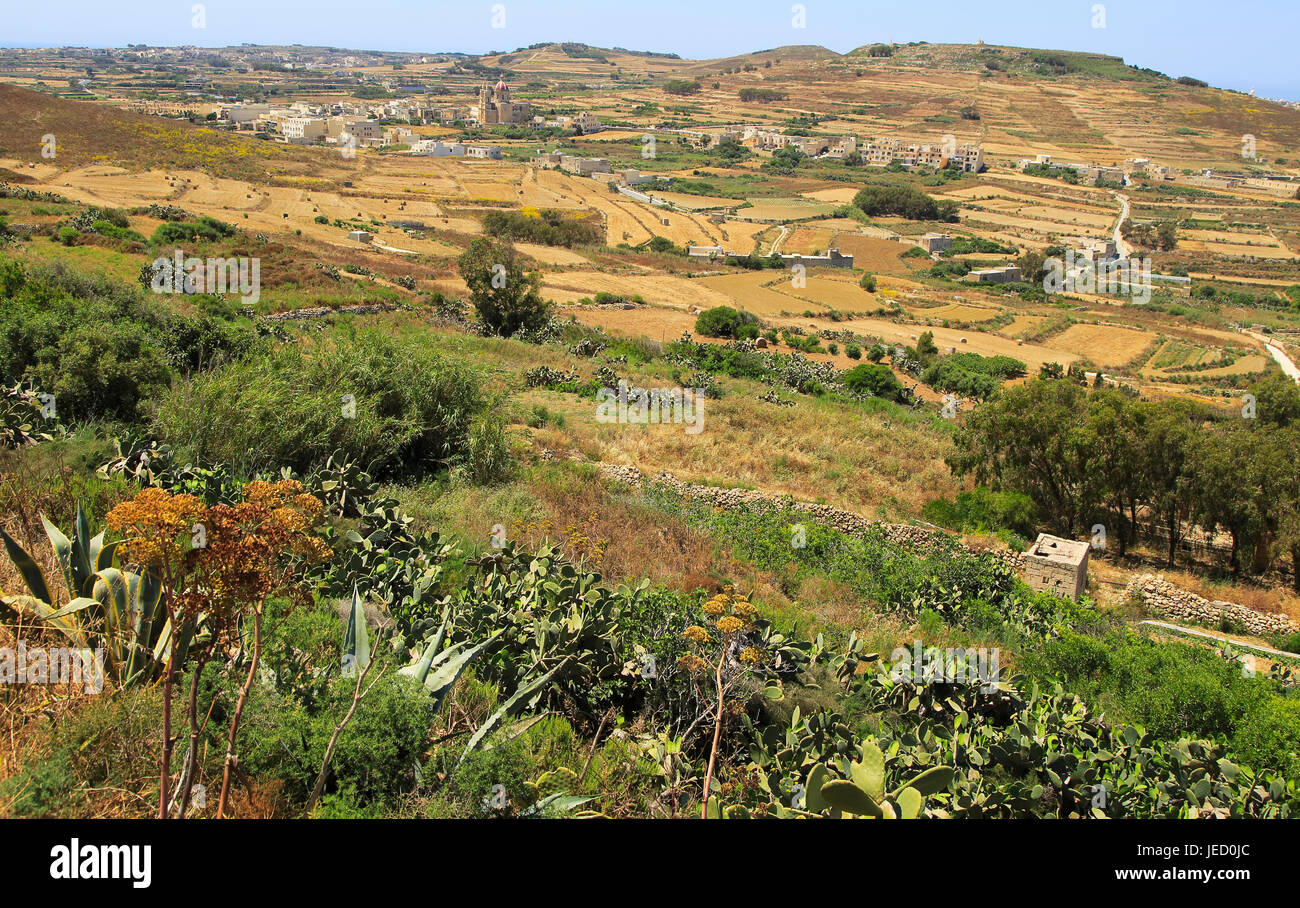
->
[153,330,486,478]
[1021,630,1272,742]
[481,209,602,248]
[0,260,253,422]
[854,184,956,221]
[841,362,906,402]
[922,486,1038,538]
[694,305,759,340]
[662,79,701,95]
[738,88,786,102]
[25,322,172,422]
[859,272,877,292]
[1233,698,1300,779]
[150,216,236,245]
[845,343,862,360]
[921,353,1026,401]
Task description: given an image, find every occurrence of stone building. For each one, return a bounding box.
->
[919,233,953,253]
[477,80,531,125]
[1023,534,1090,599]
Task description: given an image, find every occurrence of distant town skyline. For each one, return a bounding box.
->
[6,0,1298,101]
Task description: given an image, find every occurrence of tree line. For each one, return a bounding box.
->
[948,374,1300,585]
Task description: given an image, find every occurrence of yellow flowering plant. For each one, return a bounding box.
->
[676,588,769,818]
[105,480,330,819]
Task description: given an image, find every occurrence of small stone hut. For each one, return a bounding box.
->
[1023,534,1090,599]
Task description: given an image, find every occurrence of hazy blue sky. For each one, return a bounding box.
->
[8,0,1299,99]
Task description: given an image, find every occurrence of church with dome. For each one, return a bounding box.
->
[477,80,531,125]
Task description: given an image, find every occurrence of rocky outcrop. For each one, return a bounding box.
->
[1124,574,1298,636]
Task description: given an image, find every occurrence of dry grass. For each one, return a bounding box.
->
[514,382,956,522]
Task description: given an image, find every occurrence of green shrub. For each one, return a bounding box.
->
[1233,698,1300,778]
[153,329,485,477]
[853,184,956,221]
[922,486,1038,538]
[695,305,759,340]
[1021,630,1272,741]
[150,216,236,245]
[482,209,602,248]
[841,362,906,402]
[0,260,255,421]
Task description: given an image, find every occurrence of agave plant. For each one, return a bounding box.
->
[395,606,576,768]
[0,502,201,688]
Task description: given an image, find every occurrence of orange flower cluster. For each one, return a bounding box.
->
[106,487,204,568]
[194,481,331,619]
[106,481,331,625]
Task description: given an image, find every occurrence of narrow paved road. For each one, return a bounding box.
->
[1111,191,1133,259]
[1246,330,1300,383]
[1141,620,1300,659]
[769,224,790,255]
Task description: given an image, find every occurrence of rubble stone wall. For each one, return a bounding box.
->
[1124,574,1298,636]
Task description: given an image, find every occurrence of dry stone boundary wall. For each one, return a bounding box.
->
[1125,574,1298,636]
[599,464,1296,635]
[597,463,1024,569]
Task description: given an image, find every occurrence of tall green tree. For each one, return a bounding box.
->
[457,237,550,337]
[1080,390,1146,555]
[948,379,1092,536]
[1139,399,1204,567]
[1190,423,1269,575]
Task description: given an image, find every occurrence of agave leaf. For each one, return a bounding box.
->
[93,568,130,662]
[2,595,91,651]
[90,533,119,573]
[72,502,93,593]
[525,792,595,817]
[42,516,77,599]
[421,628,506,704]
[482,712,555,752]
[342,586,371,671]
[0,526,55,606]
[39,597,99,621]
[397,612,450,681]
[457,655,571,767]
[820,779,883,817]
[398,634,448,683]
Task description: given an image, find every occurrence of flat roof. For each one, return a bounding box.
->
[1027,533,1090,567]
